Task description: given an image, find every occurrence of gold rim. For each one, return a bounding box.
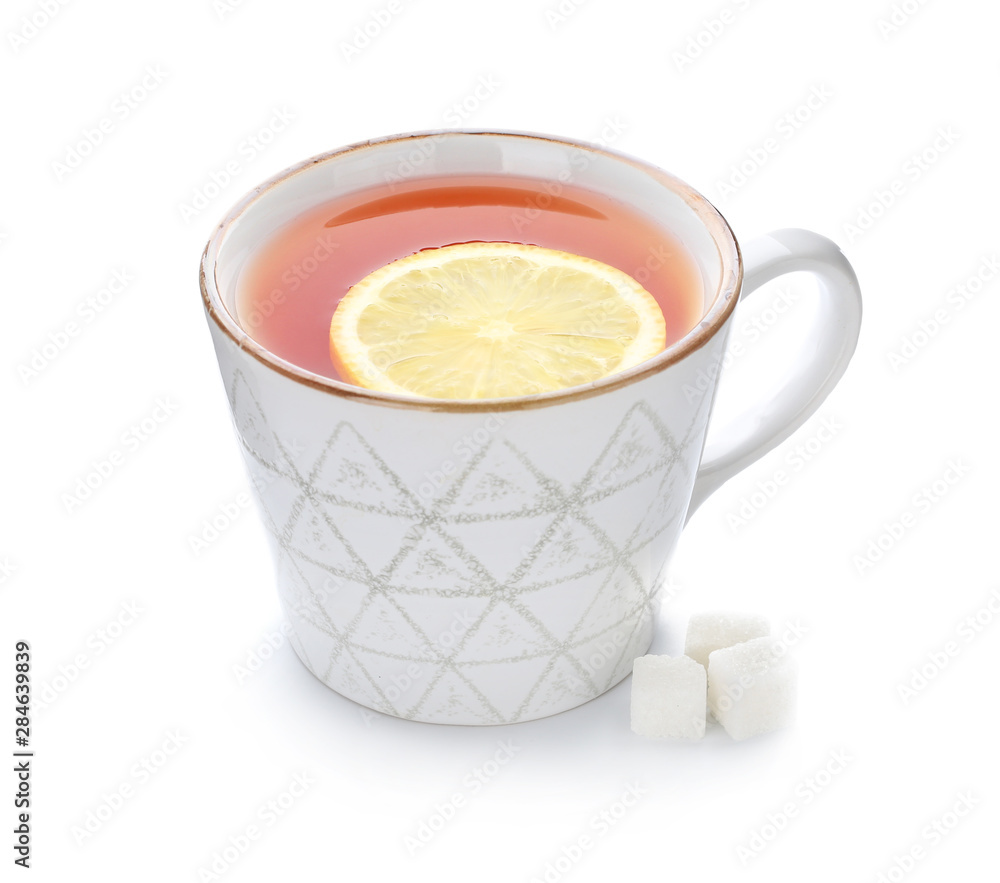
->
[199,129,743,413]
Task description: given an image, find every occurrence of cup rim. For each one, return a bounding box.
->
[200,128,743,413]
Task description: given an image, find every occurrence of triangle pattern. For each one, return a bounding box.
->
[459,655,555,723]
[390,662,447,719]
[514,565,613,643]
[281,499,366,580]
[445,439,562,519]
[624,467,689,554]
[452,601,556,663]
[410,669,503,725]
[217,392,711,722]
[285,554,371,630]
[390,594,494,660]
[321,505,419,579]
[385,525,491,597]
[443,514,554,585]
[510,515,615,590]
[569,565,648,643]
[517,654,599,721]
[277,555,338,636]
[244,460,301,537]
[345,644,444,716]
[271,435,307,478]
[577,403,677,501]
[581,474,666,551]
[324,647,383,706]
[346,596,439,661]
[309,422,419,516]
[285,541,367,600]
[276,562,319,628]
[230,371,279,464]
[569,616,653,695]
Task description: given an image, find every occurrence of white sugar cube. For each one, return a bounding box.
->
[630,655,706,740]
[684,611,771,668]
[707,636,796,741]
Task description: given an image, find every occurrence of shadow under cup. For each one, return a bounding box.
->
[201,131,742,725]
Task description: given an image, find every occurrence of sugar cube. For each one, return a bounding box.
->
[630,655,706,740]
[707,636,796,741]
[684,611,771,668]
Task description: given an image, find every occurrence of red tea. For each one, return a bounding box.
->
[236,174,704,383]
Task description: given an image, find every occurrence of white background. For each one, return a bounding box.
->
[3,0,998,880]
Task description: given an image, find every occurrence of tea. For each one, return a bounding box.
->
[235,174,705,386]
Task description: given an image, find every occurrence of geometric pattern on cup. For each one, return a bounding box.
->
[227,369,702,724]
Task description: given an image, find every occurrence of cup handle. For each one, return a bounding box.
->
[686,228,863,519]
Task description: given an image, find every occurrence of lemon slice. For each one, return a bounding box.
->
[329,242,666,400]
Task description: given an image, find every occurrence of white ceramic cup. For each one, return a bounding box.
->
[201,130,862,725]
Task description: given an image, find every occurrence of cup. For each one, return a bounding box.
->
[200,130,861,725]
